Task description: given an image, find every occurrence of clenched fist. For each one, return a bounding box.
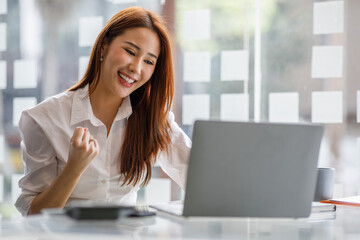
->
[67,127,99,174]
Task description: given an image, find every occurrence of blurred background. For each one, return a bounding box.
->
[1,0,359,217]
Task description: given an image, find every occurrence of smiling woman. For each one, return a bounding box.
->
[14,6,191,216]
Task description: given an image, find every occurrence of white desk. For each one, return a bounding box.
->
[1,206,359,239]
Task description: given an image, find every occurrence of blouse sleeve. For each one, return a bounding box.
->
[157,112,192,190]
[15,110,57,216]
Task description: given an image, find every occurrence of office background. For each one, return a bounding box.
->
[0,0,359,216]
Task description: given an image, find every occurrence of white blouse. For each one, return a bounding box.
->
[15,85,191,216]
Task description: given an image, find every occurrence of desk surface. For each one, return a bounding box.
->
[1,206,359,239]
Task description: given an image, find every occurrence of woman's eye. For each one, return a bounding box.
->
[125,49,135,56]
[144,60,154,65]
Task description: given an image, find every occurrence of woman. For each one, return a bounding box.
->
[15,6,191,216]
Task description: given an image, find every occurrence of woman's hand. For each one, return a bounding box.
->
[28,128,99,215]
[67,127,99,174]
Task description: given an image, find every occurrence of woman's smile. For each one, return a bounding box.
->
[118,71,137,88]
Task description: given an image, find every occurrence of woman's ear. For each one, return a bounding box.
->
[100,38,108,57]
[100,44,105,58]
[100,43,109,63]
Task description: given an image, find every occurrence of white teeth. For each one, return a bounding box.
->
[119,73,135,84]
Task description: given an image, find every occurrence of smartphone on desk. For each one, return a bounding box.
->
[65,205,156,220]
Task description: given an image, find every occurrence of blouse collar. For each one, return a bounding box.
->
[70,84,133,126]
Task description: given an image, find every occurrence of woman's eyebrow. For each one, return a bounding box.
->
[124,41,158,59]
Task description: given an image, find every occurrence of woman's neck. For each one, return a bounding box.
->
[89,87,124,135]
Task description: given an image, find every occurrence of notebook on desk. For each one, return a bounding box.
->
[151,120,324,218]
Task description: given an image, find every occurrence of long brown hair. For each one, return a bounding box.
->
[68,7,174,186]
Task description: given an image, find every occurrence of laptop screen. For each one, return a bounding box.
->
[183,120,323,218]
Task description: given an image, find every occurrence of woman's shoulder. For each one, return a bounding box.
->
[26,90,75,120]
[167,111,175,122]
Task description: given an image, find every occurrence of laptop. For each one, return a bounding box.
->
[152,120,324,218]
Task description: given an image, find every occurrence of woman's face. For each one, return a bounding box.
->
[99,27,160,100]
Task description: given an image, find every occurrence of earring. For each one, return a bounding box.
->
[100,56,104,62]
